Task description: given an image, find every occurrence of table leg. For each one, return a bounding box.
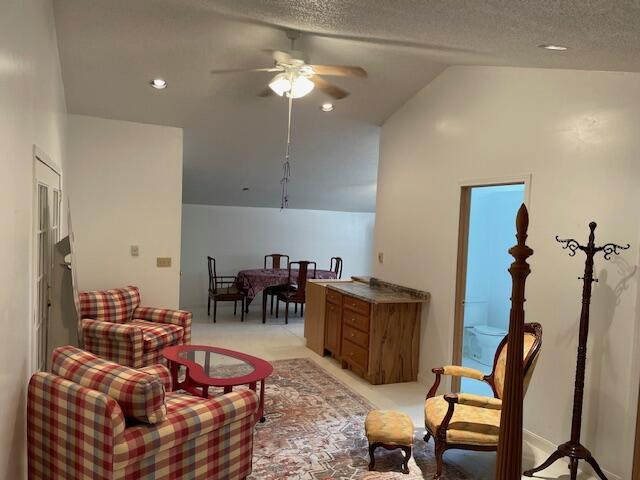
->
[224,386,233,394]
[168,361,179,391]
[262,291,268,324]
[257,380,266,423]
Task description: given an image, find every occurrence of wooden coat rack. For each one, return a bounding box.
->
[523,221,629,480]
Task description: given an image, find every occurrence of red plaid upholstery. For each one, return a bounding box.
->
[28,349,257,480]
[114,391,257,471]
[28,372,126,480]
[79,286,192,368]
[52,346,167,424]
[133,306,192,345]
[139,364,173,391]
[82,319,144,367]
[79,286,141,324]
[129,319,184,350]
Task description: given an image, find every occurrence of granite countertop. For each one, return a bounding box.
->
[327,278,430,304]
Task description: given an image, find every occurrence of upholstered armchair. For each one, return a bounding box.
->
[79,286,191,368]
[424,322,542,479]
[28,346,258,480]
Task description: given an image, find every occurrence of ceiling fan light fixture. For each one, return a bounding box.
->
[269,73,291,96]
[287,75,314,99]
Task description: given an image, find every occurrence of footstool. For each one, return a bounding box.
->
[365,409,414,474]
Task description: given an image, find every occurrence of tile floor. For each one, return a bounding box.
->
[191,303,597,480]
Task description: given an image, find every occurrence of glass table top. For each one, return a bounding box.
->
[178,349,256,379]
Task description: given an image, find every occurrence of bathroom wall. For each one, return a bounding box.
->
[465,185,525,330]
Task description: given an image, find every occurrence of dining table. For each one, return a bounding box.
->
[236,268,337,321]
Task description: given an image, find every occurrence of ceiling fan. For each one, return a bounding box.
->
[210,30,367,100]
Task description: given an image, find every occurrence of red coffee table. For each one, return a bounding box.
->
[162,345,273,423]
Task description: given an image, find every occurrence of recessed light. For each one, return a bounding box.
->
[538,44,568,51]
[320,103,334,112]
[150,78,167,89]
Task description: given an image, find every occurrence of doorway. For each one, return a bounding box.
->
[453,182,526,395]
[33,148,62,372]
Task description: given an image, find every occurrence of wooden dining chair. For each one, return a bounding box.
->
[207,256,246,323]
[275,261,316,324]
[264,253,290,315]
[330,257,343,279]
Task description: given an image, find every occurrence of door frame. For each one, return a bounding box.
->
[451,174,531,392]
[31,145,62,374]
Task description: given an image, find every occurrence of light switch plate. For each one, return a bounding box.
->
[157,257,172,268]
[130,245,139,257]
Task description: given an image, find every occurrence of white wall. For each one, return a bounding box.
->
[180,204,375,309]
[67,115,183,308]
[375,66,640,477]
[0,0,67,477]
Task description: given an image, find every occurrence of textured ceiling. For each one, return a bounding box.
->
[53,0,640,212]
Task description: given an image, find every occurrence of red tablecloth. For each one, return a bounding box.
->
[237,268,337,300]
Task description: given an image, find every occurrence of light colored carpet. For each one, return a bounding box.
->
[245,358,471,479]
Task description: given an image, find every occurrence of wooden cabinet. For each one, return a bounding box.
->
[324,293,342,356]
[324,288,424,385]
[308,278,429,385]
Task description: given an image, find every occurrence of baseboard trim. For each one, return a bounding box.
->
[523,429,621,480]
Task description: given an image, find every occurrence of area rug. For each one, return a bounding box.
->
[239,358,471,480]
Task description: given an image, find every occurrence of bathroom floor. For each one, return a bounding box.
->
[461,355,494,396]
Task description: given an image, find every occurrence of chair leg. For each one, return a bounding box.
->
[368,443,377,471]
[294,303,298,313]
[234,301,237,315]
[285,300,289,324]
[241,298,245,322]
[401,446,411,474]
[270,294,274,314]
[301,303,304,317]
[207,296,211,316]
[213,300,217,323]
[276,298,279,318]
[433,442,445,479]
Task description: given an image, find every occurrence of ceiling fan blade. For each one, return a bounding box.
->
[310,76,349,99]
[210,67,281,75]
[258,87,275,97]
[310,65,368,78]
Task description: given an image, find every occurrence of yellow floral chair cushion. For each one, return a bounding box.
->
[424,395,501,446]
[365,410,414,446]
[494,332,537,398]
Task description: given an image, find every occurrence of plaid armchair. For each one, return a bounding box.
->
[28,346,258,480]
[79,286,191,368]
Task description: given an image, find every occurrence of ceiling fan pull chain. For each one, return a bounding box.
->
[280,94,294,209]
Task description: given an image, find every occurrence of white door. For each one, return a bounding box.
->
[34,154,62,372]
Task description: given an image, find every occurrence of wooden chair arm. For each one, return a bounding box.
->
[426,365,489,399]
[446,393,502,410]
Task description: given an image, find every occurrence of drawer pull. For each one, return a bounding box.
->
[349,352,354,356]
[350,333,355,338]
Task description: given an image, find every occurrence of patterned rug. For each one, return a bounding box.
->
[241,358,471,480]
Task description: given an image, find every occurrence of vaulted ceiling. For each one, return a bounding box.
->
[53,1,640,212]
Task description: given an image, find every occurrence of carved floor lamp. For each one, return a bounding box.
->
[523,222,629,480]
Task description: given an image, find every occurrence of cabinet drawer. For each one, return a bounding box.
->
[343,295,370,316]
[341,338,368,370]
[343,324,369,349]
[326,289,342,305]
[343,310,370,333]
